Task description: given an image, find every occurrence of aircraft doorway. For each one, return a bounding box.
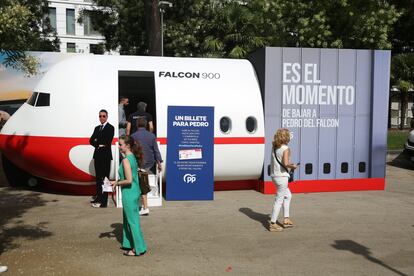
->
[118,71,157,135]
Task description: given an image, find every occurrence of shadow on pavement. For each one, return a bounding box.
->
[0,189,53,255]
[99,223,122,244]
[387,151,414,170]
[332,240,408,276]
[239,207,269,230]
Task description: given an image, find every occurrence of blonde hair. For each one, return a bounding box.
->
[272,128,291,149]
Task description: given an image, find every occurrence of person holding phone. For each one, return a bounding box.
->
[268,128,299,232]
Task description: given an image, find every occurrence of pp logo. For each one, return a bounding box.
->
[183,174,197,184]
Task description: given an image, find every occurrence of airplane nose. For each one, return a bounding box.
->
[0,133,94,182]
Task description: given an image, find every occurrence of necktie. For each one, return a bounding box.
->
[99,125,104,131]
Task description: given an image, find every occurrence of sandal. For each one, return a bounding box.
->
[123,249,147,257]
[123,250,136,256]
[268,221,283,232]
[283,218,294,228]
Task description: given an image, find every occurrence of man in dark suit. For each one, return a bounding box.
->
[89,109,114,208]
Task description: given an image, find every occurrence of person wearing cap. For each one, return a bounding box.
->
[126,101,154,135]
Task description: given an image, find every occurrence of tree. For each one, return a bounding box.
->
[178,0,399,58]
[83,0,160,55]
[391,53,414,129]
[389,0,414,53]
[201,1,267,58]
[264,0,399,49]
[0,0,59,75]
[87,0,399,58]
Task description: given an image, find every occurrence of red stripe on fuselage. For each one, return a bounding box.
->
[0,134,97,182]
[156,137,265,145]
[0,134,264,184]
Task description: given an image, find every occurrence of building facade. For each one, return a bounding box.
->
[47,0,110,54]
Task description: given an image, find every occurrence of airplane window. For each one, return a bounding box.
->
[27,92,38,106]
[246,116,257,133]
[35,92,50,107]
[323,163,331,174]
[305,163,313,174]
[220,117,231,134]
[358,162,366,173]
[341,162,348,173]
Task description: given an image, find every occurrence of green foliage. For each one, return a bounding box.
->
[391,53,414,129]
[82,0,150,55]
[388,130,409,150]
[88,0,399,58]
[389,0,414,53]
[391,53,414,86]
[0,0,59,75]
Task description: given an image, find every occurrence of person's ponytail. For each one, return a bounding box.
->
[131,140,143,166]
[120,135,143,166]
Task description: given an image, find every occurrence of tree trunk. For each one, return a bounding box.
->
[399,91,408,130]
[145,0,161,56]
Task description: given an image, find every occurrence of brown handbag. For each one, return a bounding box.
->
[138,169,151,195]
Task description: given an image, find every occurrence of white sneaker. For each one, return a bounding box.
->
[0,266,8,273]
[139,208,149,216]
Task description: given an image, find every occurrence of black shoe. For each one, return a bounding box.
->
[90,195,98,203]
[99,205,107,208]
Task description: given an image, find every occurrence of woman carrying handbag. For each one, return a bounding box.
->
[111,135,147,256]
[268,128,299,232]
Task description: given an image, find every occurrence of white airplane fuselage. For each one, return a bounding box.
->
[0,55,265,193]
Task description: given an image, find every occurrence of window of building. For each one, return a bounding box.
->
[66,9,75,35]
[67,43,76,53]
[305,163,313,174]
[48,7,56,31]
[220,117,231,134]
[341,162,348,173]
[245,116,257,133]
[90,44,104,55]
[84,12,100,36]
[323,163,331,174]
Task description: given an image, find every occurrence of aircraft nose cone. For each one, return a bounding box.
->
[0,134,94,182]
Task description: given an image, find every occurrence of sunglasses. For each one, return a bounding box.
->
[99,115,107,118]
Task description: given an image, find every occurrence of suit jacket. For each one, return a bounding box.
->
[89,122,115,160]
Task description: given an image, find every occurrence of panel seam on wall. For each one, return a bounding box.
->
[335,49,339,179]
[353,51,357,178]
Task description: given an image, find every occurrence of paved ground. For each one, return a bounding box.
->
[0,152,413,275]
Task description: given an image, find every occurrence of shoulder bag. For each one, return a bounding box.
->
[273,148,294,183]
[138,169,151,195]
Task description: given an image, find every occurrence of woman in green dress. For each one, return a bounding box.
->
[111,135,147,256]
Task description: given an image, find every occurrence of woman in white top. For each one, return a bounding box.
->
[269,128,298,232]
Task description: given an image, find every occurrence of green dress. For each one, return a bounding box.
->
[119,153,147,254]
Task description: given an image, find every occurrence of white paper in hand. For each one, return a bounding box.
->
[102,177,113,193]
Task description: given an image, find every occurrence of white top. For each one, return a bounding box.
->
[270,145,290,177]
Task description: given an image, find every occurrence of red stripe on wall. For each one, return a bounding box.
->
[214,180,260,191]
[214,137,265,144]
[157,137,167,144]
[157,137,265,145]
[259,178,385,194]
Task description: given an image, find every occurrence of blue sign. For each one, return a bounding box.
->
[166,106,214,200]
